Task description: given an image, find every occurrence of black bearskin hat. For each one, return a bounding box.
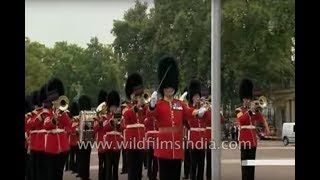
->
[79,95,91,111]
[107,90,120,107]
[69,101,80,116]
[25,97,32,114]
[30,90,39,108]
[187,79,201,104]
[157,55,179,96]
[239,79,253,101]
[125,73,144,100]
[97,90,108,105]
[46,78,65,102]
[39,84,47,106]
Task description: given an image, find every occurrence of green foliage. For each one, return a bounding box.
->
[26,0,294,111]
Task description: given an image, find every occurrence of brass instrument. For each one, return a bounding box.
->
[96,102,107,116]
[253,96,267,108]
[113,112,122,125]
[53,95,69,111]
[79,110,96,143]
[251,96,268,114]
[143,89,151,104]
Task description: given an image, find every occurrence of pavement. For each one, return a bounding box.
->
[63,140,295,180]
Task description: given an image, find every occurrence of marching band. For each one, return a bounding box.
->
[25,54,269,180]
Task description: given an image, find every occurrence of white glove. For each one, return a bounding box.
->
[198,107,207,118]
[150,91,158,108]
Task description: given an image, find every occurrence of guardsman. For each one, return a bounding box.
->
[185,79,209,180]
[120,100,129,174]
[25,96,33,180]
[147,55,207,180]
[122,73,147,180]
[77,95,93,180]
[103,90,123,180]
[68,101,81,174]
[41,78,72,180]
[93,90,108,180]
[27,84,47,180]
[144,108,159,180]
[237,79,270,180]
[121,101,130,174]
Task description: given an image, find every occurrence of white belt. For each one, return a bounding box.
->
[126,124,145,129]
[206,127,211,130]
[240,125,255,130]
[30,129,47,134]
[47,129,65,133]
[190,127,206,132]
[105,131,122,135]
[146,130,159,134]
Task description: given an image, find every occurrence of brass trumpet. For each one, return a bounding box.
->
[253,96,267,109]
[53,95,69,111]
[251,96,268,114]
[143,89,151,104]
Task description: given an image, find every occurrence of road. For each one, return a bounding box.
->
[63,140,295,180]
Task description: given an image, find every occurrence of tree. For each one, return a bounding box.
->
[25,37,52,94]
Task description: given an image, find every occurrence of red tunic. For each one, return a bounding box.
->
[25,113,32,149]
[147,99,194,160]
[187,105,208,149]
[93,115,108,152]
[237,107,264,147]
[42,109,72,154]
[28,108,46,152]
[69,116,80,147]
[144,115,159,149]
[122,105,147,150]
[103,113,124,151]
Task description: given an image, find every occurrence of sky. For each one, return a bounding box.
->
[25,0,154,48]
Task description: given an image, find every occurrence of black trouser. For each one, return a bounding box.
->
[46,152,68,180]
[121,149,128,173]
[69,145,79,173]
[206,148,211,179]
[31,151,47,180]
[184,149,191,178]
[98,152,106,180]
[147,148,158,180]
[231,133,236,141]
[143,150,148,169]
[106,151,121,180]
[158,158,182,180]
[25,149,32,180]
[65,150,71,171]
[241,146,257,180]
[190,149,205,180]
[78,146,92,179]
[127,149,144,180]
